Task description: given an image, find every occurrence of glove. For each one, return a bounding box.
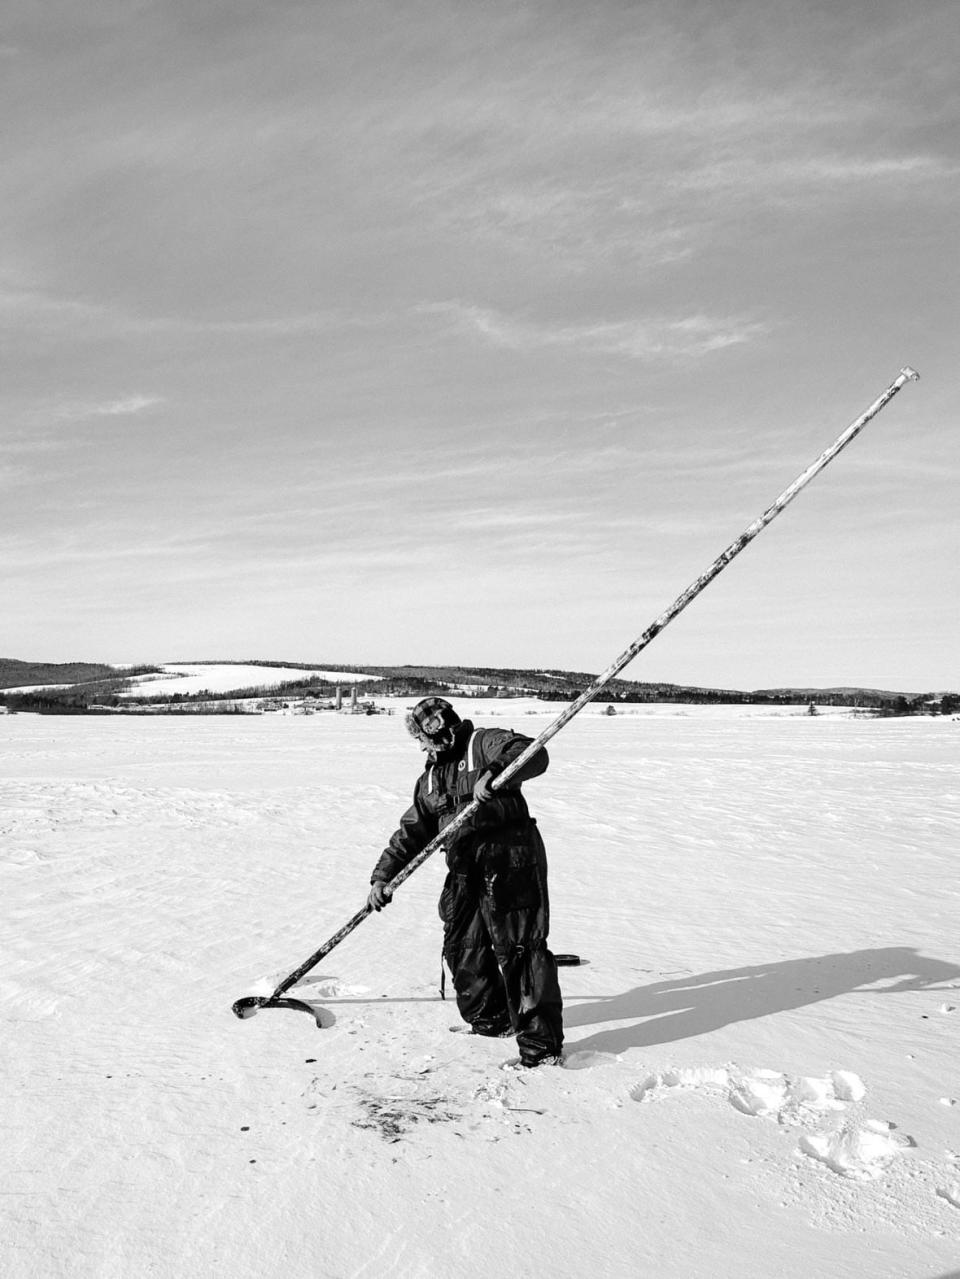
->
[473,768,500,803]
[367,880,393,912]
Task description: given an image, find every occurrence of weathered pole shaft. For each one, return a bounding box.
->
[261,366,920,1002]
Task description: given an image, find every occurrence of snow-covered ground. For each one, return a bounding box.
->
[117,664,382,698]
[2,704,959,1278]
[3,663,381,697]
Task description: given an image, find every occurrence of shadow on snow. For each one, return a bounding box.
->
[563,947,960,1055]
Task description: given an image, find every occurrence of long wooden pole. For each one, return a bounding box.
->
[234,365,919,1017]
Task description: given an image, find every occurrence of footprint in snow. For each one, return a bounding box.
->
[290,974,371,1000]
[631,1066,865,1117]
[629,1066,732,1102]
[244,973,369,1002]
[630,1065,916,1184]
[730,1068,865,1121]
[799,1121,915,1181]
[561,1050,620,1071]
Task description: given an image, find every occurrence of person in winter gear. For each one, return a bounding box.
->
[368,697,563,1067]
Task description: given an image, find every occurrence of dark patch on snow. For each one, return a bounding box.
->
[350,1090,462,1142]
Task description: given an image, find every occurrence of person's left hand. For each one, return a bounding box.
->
[367,881,393,911]
[473,769,499,802]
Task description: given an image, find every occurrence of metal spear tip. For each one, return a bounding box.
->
[232,996,266,1019]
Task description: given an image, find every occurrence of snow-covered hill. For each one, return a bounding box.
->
[115,663,382,698]
[2,662,381,697]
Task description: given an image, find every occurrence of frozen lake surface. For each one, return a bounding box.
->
[3,703,959,1278]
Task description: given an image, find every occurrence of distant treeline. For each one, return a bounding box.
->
[0,673,159,714]
[1,660,956,716]
[0,659,161,690]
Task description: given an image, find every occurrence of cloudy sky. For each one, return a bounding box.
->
[2,0,957,690]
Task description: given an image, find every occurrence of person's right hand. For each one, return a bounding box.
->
[367,881,393,912]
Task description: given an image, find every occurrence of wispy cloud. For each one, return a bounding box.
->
[410,171,699,271]
[420,302,766,360]
[670,152,955,196]
[0,284,389,343]
[782,154,954,183]
[0,287,108,327]
[52,394,164,423]
[396,39,958,268]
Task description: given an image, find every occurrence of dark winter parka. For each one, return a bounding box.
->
[371,719,563,1064]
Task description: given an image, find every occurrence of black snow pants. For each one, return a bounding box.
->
[439,820,563,1066]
